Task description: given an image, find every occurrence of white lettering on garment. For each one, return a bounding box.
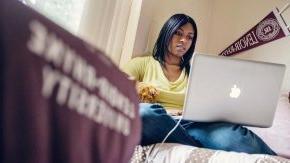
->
[27,20,135,136]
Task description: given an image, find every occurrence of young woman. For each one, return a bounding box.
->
[122,13,276,155]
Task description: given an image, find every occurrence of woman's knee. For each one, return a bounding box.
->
[205,123,236,148]
[139,103,166,118]
[206,123,259,152]
[138,103,175,145]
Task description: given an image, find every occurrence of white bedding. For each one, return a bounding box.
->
[131,143,290,163]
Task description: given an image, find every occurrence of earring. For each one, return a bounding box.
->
[181,57,184,63]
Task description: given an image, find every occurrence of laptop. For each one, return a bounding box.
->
[183,54,285,127]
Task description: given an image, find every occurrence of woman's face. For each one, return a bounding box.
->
[168,23,194,58]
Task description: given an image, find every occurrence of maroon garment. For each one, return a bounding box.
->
[0,1,141,163]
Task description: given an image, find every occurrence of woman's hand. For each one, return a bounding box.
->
[136,82,159,103]
[127,76,159,103]
[167,109,183,116]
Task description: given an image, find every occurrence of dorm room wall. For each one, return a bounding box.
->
[141,0,290,90]
[206,0,290,90]
[139,0,213,58]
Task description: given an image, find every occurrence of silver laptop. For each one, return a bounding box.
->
[183,54,285,127]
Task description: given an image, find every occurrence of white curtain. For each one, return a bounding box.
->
[21,0,146,66]
[78,0,143,66]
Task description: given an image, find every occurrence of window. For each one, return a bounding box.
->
[20,0,86,33]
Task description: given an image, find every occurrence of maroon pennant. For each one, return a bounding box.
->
[219,7,289,56]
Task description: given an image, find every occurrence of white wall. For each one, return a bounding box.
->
[133,0,290,90]
[207,0,290,90]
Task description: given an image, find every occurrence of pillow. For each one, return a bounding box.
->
[248,91,290,158]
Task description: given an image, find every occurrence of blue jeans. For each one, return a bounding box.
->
[139,103,276,155]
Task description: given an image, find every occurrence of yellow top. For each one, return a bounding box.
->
[122,56,188,110]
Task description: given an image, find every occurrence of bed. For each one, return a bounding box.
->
[131,91,290,163]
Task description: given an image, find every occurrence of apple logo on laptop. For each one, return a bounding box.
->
[230,84,241,98]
